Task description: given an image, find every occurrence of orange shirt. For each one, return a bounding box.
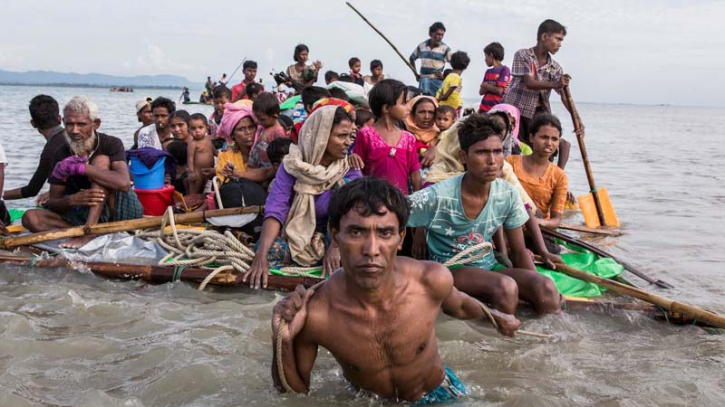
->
[506,155,568,218]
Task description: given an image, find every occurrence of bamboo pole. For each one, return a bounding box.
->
[548,259,725,329]
[557,223,623,237]
[346,2,420,81]
[0,206,263,249]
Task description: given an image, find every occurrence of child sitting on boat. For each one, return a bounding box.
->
[248,93,289,183]
[186,114,215,194]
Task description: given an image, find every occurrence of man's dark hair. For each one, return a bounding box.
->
[189,112,208,126]
[429,22,446,35]
[355,108,375,128]
[368,79,407,119]
[293,44,309,62]
[529,113,562,138]
[151,97,176,115]
[348,57,361,68]
[212,85,232,100]
[329,88,350,102]
[324,70,340,83]
[243,60,257,70]
[338,74,354,83]
[328,177,410,233]
[483,42,505,61]
[252,92,280,116]
[301,86,331,109]
[370,59,383,71]
[167,140,188,166]
[537,19,567,41]
[458,113,506,153]
[450,51,470,70]
[245,82,264,99]
[436,105,456,117]
[267,138,292,165]
[29,95,60,130]
[406,86,422,100]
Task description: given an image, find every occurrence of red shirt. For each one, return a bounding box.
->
[231,80,252,101]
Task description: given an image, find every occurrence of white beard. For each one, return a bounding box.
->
[65,132,96,157]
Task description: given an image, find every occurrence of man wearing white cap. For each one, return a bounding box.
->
[132,97,153,149]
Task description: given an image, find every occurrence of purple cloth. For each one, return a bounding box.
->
[126,147,177,179]
[264,162,362,230]
[51,156,87,182]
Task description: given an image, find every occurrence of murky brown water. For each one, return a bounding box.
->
[0,85,723,406]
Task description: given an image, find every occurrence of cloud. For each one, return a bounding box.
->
[135,40,204,74]
[0,50,25,70]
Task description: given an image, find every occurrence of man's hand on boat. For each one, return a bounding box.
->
[322,246,341,278]
[36,191,50,206]
[245,253,270,289]
[540,252,563,270]
[272,284,315,343]
[70,188,105,207]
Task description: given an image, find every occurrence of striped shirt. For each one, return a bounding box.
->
[502,47,563,119]
[410,40,453,77]
[478,65,511,112]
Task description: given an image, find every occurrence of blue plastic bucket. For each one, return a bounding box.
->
[129,156,165,190]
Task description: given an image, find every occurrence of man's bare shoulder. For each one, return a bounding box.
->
[396,257,453,302]
[295,272,341,342]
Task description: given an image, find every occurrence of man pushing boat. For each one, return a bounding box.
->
[22,96,143,248]
[271,177,520,404]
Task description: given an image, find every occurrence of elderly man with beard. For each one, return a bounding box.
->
[22,96,143,248]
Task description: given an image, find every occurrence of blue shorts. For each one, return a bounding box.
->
[419,78,443,97]
[415,366,466,405]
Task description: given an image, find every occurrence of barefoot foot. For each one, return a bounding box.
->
[59,235,97,249]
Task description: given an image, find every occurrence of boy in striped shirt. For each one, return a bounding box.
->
[478,42,511,112]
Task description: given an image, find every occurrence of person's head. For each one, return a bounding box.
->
[169,110,191,141]
[252,92,281,128]
[529,113,562,158]
[293,44,310,63]
[151,97,175,132]
[370,59,383,77]
[222,73,227,79]
[134,97,152,125]
[324,70,340,85]
[278,114,294,134]
[435,105,456,131]
[349,57,361,74]
[488,111,511,140]
[63,96,100,156]
[328,177,409,288]
[301,86,331,113]
[441,68,453,80]
[29,94,61,131]
[428,22,446,46]
[213,85,232,115]
[355,108,375,129]
[368,78,408,121]
[406,85,422,101]
[242,60,257,82]
[245,82,264,101]
[411,97,437,129]
[483,42,505,67]
[305,106,354,166]
[457,113,506,182]
[188,113,209,141]
[167,140,188,167]
[537,19,567,54]
[329,87,350,102]
[230,114,257,152]
[267,137,292,170]
[450,51,470,71]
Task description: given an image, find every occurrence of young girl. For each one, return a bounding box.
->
[169,110,191,145]
[187,114,216,194]
[506,113,568,229]
[352,79,421,194]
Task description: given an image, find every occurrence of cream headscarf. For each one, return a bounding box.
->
[405,95,440,145]
[282,105,350,266]
[424,116,536,210]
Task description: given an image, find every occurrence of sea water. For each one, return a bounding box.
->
[0,85,723,406]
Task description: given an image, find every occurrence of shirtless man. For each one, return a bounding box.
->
[271,177,520,404]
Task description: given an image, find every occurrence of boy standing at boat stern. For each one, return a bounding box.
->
[478,42,511,113]
[271,177,520,403]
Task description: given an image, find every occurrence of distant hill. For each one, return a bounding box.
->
[0,69,196,88]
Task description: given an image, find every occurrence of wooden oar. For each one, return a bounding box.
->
[346,2,420,81]
[545,258,725,329]
[562,86,619,228]
[557,223,623,237]
[0,206,263,249]
[542,227,674,289]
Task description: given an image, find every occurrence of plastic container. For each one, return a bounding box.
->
[129,156,166,190]
[134,185,175,216]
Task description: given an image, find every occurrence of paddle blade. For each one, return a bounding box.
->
[578,188,619,228]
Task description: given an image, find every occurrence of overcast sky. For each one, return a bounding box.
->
[2,0,724,106]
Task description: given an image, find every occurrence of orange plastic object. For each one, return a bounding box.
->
[577,188,619,228]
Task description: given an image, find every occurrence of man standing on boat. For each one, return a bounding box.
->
[409,22,453,97]
[3,95,67,206]
[21,96,143,248]
[271,177,520,404]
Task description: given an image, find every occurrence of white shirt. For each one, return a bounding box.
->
[0,144,7,197]
[137,124,163,150]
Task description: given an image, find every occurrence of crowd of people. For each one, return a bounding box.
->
[0,18,583,404]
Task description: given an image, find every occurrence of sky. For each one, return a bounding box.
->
[2,0,724,106]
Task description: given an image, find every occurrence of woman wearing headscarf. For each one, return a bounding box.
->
[488,104,521,157]
[245,105,361,289]
[405,95,440,169]
[215,103,267,183]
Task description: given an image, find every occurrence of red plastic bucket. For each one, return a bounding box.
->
[134,185,175,216]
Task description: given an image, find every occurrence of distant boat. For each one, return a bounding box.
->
[110,87,134,93]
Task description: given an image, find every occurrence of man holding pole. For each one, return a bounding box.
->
[409,22,453,97]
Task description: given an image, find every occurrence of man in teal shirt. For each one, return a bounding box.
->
[408,113,562,316]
